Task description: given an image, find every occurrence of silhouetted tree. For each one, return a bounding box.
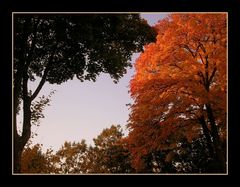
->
[13,14,156,172]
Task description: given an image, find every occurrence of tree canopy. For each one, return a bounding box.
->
[21,143,57,173]
[86,125,133,173]
[126,14,227,172]
[14,14,156,85]
[14,13,157,173]
[21,125,133,174]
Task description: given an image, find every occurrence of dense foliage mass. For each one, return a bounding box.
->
[126,14,226,173]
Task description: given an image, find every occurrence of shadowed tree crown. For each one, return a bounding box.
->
[14,14,156,86]
[13,13,157,173]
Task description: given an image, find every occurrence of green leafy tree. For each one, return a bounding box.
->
[49,125,133,174]
[13,14,156,172]
[86,125,134,173]
[170,137,214,173]
[55,140,88,174]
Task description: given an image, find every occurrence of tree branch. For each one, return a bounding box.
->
[30,62,51,101]
[30,67,48,101]
[204,55,209,91]
[30,43,57,101]
[209,66,217,85]
[180,44,196,59]
[197,52,205,65]
[197,71,206,86]
[199,42,206,53]
[22,73,29,99]
[169,63,183,71]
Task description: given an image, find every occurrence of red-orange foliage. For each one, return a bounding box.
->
[126,14,227,172]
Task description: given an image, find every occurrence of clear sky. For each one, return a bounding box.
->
[19,13,168,152]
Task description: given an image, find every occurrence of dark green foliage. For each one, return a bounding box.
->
[137,136,223,173]
[21,125,134,174]
[86,125,134,173]
[172,137,225,173]
[14,14,156,85]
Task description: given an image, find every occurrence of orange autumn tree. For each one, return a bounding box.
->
[21,143,58,173]
[126,14,226,172]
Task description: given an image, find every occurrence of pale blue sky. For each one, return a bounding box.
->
[20,13,168,152]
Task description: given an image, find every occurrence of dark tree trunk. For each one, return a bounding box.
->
[198,115,214,158]
[13,75,22,173]
[200,54,226,172]
[13,52,48,173]
[14,116,32,173]
[14,95,32,173]
[14,137,24,173]
[206,103,226,172]
[14,138,20,173]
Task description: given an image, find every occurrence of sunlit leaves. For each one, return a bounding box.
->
[126,14,227,172]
